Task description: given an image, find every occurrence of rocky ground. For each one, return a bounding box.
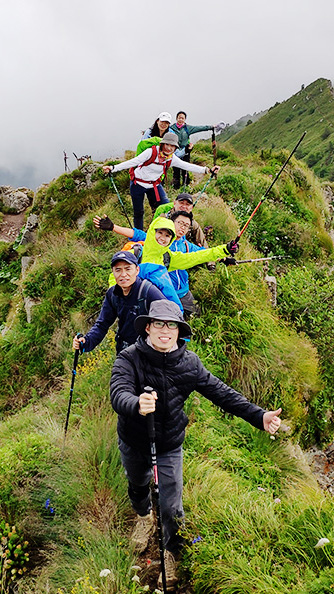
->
[305,443,334,494]
[0,211,26,242]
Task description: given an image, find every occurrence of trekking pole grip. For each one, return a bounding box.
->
[76,332,84,355]
[144,386,155,440]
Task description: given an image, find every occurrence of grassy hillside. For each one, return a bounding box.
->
[216,109,267,142]
[226,78,334,181]
[1,145,334,592]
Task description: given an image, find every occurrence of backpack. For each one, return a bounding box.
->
[136,136,161,156]
[121,239,171,268]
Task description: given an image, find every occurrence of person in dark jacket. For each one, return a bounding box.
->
[72,251,165,355]
[109,300,282,590]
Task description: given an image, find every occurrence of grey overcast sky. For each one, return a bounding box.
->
[1,0,333,190]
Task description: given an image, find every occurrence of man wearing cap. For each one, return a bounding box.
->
[103,132,219,230]
[72,251,166,355]
[110,300,282,590]
[154,192,216,270]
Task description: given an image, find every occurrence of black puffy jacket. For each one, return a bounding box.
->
[110,337,265,454]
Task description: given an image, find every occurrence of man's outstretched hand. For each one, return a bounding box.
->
[263,408,282,434]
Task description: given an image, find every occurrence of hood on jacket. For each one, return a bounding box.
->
[141,216,176,265]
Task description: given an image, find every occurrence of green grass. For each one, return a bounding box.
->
[225,78,334,181]
[181,397,334,594]
[1,344,333,594]
[1,140,334,592]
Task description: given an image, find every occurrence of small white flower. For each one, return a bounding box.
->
[314,538,330,549]
[154,590,163,594]
[205,338,211,343]
[143,586,150,592]
[258,487,266,492]
[132,575,140,583]
[274,498,281,504]
[99,569,111,577]
[270,435,275,440]
[130,565,142,572]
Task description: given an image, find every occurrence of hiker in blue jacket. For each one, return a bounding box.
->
[167,210,205,316]
[94,212,238,318]
[170,111,214,189]
[72,251,165,355]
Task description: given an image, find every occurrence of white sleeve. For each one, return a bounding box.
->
[171,154,206,174]
[113,148,153,172]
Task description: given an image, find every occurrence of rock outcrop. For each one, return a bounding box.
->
[0,186,33,213]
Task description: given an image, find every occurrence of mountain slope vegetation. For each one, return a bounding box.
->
[1,143,334,593]
[225,78,334,181]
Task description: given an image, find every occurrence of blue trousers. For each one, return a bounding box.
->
[130,181,169,230]
[119,439,184,554]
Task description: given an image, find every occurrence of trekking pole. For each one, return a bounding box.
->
[63,333,83,450]
[108,173,133,229]
[235,255,288,264]
[211,127,217,166]
[145,386,167,594]
[193,172,216,206]
[233,132,306,245]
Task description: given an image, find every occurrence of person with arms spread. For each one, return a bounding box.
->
[110,300,282,590]
[103,132,219,230]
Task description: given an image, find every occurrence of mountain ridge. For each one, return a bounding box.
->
[223,77,334,181]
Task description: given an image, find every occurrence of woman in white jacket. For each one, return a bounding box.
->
[103,132,219,230]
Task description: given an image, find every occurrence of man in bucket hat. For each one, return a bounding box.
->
[103,132,220,230]
[110,300,282,590]
[73,250,166,355]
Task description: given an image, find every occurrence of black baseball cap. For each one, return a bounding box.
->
[175,193,193,205]
[111,251,138,267]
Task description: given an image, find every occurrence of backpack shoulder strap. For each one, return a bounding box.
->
[142,144,158,167]
[130,145,159,181]
[163,251,171,269]
[137,278,152,315]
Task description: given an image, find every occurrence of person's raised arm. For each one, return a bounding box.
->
[102,148,154,174]
[93,214,134,239]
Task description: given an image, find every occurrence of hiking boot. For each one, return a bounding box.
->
[131,511,155,553]
[158,550,178,591]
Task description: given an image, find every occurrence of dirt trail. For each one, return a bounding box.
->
[0,212,26,243]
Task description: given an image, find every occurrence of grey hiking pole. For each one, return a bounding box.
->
[193,171,216,206]
[63,333,83,449]
[223,255,289,265]
[108,173,133,229]
[145,386,167,594]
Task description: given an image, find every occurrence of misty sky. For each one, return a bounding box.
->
[1,0,333,190]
